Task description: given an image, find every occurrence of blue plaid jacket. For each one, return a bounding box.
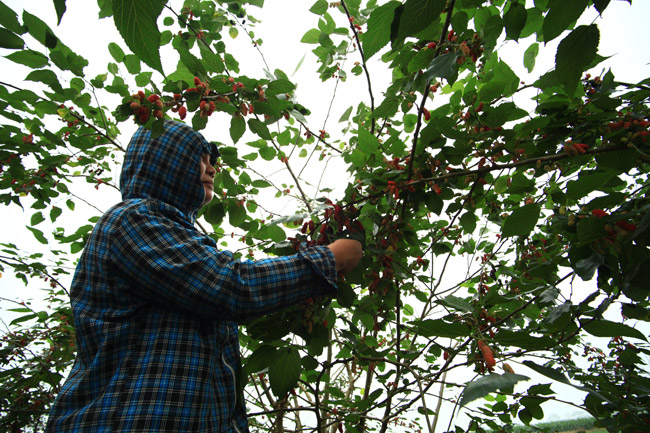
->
[46,121,337,432]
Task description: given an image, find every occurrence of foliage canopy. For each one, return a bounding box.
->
[1,0,649,432]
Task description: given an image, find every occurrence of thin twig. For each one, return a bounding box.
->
[340,0,375,133]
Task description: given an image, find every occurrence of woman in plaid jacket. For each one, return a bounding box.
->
[46,120,362,432]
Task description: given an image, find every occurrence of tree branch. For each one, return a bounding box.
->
[340,0,375,133]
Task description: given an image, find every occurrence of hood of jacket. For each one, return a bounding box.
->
[119,120,220,218]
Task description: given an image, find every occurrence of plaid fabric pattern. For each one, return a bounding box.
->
[46,121,337,432]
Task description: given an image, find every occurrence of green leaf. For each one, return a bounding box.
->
[593,0,611,15]
[10,313,38,326]
[339,106,353,122]
[318,13,335,35]
[621,303,650,322]
[581,319,647,341]
[392,0,446,46]
[251,180,271,188]
[0,28,23,49]
[224,53,239,72]
[244,345,278,375]
[408,48,436,73]
[266,79,295,97]
[566,171,614,200]
[230,115,246,143]
[177,43,206,78]
[112,0,164,73]
[199,43,224,73]
[123,54,141,74]
[259,146,276,161]
[256,224,286,243]
[50,206,62,222]
[0,1,24,34]
[26,227,48,244]
[203,201,225,226]
[555,24,599,93]
[30,211,45,226]
[23,10,58,49]
[310,0,328,15]
[460,212,476,234]
[522,360,571,385]
[301,28,320,44]
[489,60,520,97]
[503,2,527,40]
[493,331,555,350]
[49,41,88,76]
[451,10,469,35]
[571,250,605,281]
[478,80,505,102]
[424,52,459,83]
[25,69,64,94]
[519,408,533,425]
[337,282,356,308]
[481,14,504,47]
[97,0,113,18]
[543,0,589,43]
[437,295,473,312]
[108,42,125,62]
[135,72,153,87]
[248,118,271,140]
[362,1,399,59]
[502,204,540,238]
[483,102,527,127]
[269,347,301,397]
[317,32,333,48]
[525,361,613,404]
[358,128,379,154]
[190,113,207,132]
[460,373,530,407]
[371,96,400,119]
[410,319,470,338]
[5,49,49,68]
[53,0,67,25]
[523,42,539,73]
[229,202,247,227]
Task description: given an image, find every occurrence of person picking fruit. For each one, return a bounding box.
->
[46,120,362,432]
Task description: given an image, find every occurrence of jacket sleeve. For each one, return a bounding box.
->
[109,206,337,321]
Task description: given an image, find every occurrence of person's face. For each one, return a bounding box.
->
[199,153,216,207]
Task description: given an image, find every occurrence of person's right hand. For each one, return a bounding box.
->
[327,239,363,274]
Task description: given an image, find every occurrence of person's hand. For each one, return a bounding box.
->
[327,239,363,274]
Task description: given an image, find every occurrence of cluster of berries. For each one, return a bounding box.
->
[421,30,485,64]
[583,73,601,96]
[385,180,415,200]
[198,100,216,118]
[169,94,187,120]
[187,77,216,118]
[591,208,637,233]
[562,140,590,156]
[348,16,363,33]
[239,102,254,116]
[127,74,272,124]
[456,31,485,64]
[129,91,164,124]
[606,113,650,143]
